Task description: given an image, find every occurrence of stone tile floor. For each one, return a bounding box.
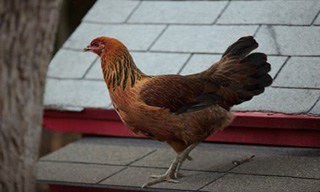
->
[37,137,320,192]
[44,0,320,116]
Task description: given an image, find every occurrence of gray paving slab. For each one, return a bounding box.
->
[37,161,123,184]
[44,78,110,109]
[48,49,96,78]
[63,22,166,51]
[101,167,222,191]
[83,0,139,23]
[85,52,190,80]
[40,137,157,165]
[129,1,227,24]
[256,26,320,55]
[201,173,320,192]
[218,1,320,25]
[151,25,258,53]
[232,87,320,114]
[231,155,320,179]
[273,57,320,88]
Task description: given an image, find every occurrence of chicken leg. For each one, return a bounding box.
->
[142,143,198,188]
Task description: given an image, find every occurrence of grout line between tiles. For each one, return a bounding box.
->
[227,171,320,181]
[272,56,291,81]
[311,9,320,25]
[253,24,262,37]
[147,25,169,51]
[307,95,320,113]
[177,53,194,75]
[127,149,158,166]
[96,167,129,184]
[196,164,238,191]
[124,0,142,23]
[82,57,99,79]
[212,0,231,24]
[270,86,320,90]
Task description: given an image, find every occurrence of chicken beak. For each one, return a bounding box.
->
[83,46,92,52]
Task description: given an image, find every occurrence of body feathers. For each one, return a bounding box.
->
[89,36,272,152]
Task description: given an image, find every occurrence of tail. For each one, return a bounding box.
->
[205,36,272,108]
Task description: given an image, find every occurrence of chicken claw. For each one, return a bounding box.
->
[143,174,179,188]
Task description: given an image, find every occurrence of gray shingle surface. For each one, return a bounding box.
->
[310,98,320,115]
[180,54,221,75]
[256,26,320,55]
[37,137,320,191]
[83,0,139,23]
[315,14,320,25]
[232,155,320,179]
[37,161,123,184]
[41,137,156,165]
[101,167,222,190]
[44,79,110,109]
[63,23,166,51]
[218,1,320,25]
[129,1,227,24]
[201,174,320,192]
[233,88,320,114]
[86,52,190,80]
[45,0,320,115]
[273,57,320,88]
[152,25,258,53]
[48,49,96,78]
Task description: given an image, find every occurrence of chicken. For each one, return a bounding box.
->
[84,36,272,187]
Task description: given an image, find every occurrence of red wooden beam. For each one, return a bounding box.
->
[43,108,320,147]
[49,184,136,192]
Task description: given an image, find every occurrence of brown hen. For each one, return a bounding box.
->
[84,36,272,187]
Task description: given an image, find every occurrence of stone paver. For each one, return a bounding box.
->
[37,161,123,184]
[41,137,156,165]
[233,87,320,114]
[218,1,320,25]
[63,22,166,51]
[129,1,227,24]
[201,174,320,192]
[151,25,258,53]
[273,57,320,88]
[256,26,320,55]
[83,0,139,23]
[44,79,110,109]
[48,49,96,78]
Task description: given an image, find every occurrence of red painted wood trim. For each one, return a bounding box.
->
[43,108,320,147]
[49,184,136,192]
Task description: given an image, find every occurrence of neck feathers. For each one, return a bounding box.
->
[101,48,144,91]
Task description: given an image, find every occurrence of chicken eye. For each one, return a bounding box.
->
[91,42,98,47]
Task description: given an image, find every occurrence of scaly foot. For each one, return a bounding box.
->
[142,173,179,188]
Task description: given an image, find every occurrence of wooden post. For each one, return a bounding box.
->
[0,1,61,191]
